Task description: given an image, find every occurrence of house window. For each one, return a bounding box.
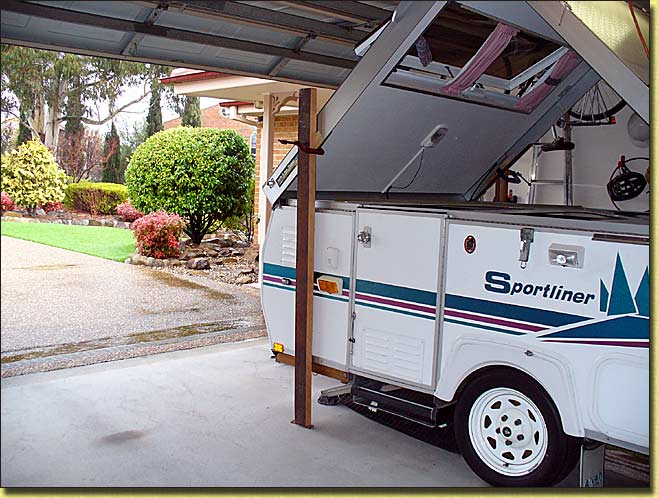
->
[250,132,257,157]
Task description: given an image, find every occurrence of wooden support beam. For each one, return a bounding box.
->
[293,88,318,429]
[494,176,508,202]
[275,353,350,384]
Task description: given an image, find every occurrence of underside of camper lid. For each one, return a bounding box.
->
[272,0,649,203]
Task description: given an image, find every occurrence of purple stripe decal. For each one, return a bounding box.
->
[445,309,546,332]
[355,292,435,315]
[543,339,649,348]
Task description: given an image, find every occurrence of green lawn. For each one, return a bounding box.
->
[1,221,136,262]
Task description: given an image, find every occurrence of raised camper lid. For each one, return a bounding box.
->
[264,1,649,204]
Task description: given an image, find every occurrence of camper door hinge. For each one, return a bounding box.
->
[348,337,356,343]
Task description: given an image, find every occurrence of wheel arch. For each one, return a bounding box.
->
[437,361,584,438]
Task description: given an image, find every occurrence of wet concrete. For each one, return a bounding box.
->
[0,339,647,488]
[1,339,481,487]
[1,237,264,360]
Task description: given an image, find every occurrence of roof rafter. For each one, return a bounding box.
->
[149,0,366,44]
[2,0,358,70]
[281,1,392,24]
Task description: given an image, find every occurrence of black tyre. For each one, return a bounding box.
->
[455,369,580,487]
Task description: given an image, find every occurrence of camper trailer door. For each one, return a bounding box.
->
[350,208,445,389]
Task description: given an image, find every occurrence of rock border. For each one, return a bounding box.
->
[1,214,130,229]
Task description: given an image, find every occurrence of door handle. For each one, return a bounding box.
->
[357,226,372,248]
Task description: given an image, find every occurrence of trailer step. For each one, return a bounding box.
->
[350,383,452,428]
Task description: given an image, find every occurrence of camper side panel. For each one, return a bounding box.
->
[261,206,354,369]
[436,221,649,451]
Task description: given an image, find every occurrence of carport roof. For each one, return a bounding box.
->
[1,0,398,88]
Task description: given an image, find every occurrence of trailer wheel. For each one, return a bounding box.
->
[455,370,578,487]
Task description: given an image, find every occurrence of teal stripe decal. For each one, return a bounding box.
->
[263,262,350,288]
[263,263,296,280]
[356,280,436,306]
[444,318,526,336]
[263,282,348,302]
[355,301,435,320]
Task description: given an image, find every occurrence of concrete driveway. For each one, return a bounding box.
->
[1,338,485,487]
[1,236,264,375]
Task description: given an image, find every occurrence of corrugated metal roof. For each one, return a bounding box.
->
[1,0,397,88]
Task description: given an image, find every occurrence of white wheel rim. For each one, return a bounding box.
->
[468,387,548,477]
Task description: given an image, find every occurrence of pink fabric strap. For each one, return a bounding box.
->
[516,50,581,112]
[440,23,519,97]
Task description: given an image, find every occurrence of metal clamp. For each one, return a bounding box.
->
[278,139,324,155]
[519,228,534,269]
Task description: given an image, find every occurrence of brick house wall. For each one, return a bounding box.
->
[164,104,255,142]
[253,114,298,244]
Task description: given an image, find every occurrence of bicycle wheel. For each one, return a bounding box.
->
[568,82,626,122]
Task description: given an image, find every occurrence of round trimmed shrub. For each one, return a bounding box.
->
[116,200,144,222]
[125,127,254,244]
[1,139,67,215]
[131,211,185,259]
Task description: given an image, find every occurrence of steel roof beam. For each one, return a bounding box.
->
[121,5,164,56]
[2,0,357,70]
[281,1,392,24]
[154,0,366,44]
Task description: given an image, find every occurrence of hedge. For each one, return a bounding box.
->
[64,181,128,215]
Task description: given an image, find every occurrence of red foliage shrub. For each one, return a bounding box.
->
[41,201,63,213]
[116,200,144,222]
[131,211,185,259]
[1,191,15,212]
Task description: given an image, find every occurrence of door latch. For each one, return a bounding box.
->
[357,226,372,248]
[519,228,534,269]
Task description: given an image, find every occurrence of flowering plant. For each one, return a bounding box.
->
[41,201,63,213]
[131,211,185,259]
[116,200,144,222]
[1,191,15,212]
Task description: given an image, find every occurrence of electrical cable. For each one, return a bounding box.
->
[389,148,426,191]
[628,1,650,59]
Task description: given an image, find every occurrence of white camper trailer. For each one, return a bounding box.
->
[260,1,649,487]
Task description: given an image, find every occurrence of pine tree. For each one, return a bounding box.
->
[101,122,123,183]
[181,96,201,127]
[145,81,163,137]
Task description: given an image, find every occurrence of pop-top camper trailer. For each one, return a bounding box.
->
[260,1,649,487]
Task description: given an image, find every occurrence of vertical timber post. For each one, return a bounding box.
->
[293,87,317,428]
[494,175,508,202]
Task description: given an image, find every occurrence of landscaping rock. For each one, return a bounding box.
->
[35,208,46,216]
[103,220,115,227]
[88,219,103,226]
[186,257,210,270]
[222,257,238,264]
[3,212,22,218]
[230,248,244,256]
[115,221,129,229]
[124,257,131,264]
[146,257,156,266]
[235,275,253,285]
